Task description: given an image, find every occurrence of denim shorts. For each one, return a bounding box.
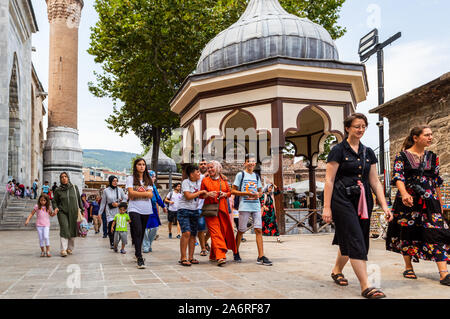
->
[177,209,199,236]
[197,209,207,232]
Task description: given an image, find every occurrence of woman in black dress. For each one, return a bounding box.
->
[386,125,450,285]
[323,113,393,299]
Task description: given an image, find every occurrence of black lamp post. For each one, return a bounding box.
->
[358,28,401,194]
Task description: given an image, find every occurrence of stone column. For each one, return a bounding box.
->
[43,0,84,189]
[307,163,317,232]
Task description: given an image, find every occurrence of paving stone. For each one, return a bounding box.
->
[0,227,449,299]
[108,290,141,299]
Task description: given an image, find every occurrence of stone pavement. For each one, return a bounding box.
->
[0,223,448,299]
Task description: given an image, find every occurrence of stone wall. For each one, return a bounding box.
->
[388,99,449,176]
[0,0,36,185]
[378,75,450,177]
[0,1,8,184]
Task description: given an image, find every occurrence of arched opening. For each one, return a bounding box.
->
[285,107,326,160]
[8,56,20,179]
[221,109,258,164]
[283,106,340,232]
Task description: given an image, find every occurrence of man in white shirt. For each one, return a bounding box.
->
[232,153,273,266]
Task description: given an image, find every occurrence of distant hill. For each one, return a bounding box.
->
[83,149,137,172]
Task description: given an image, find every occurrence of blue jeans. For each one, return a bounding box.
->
[197,209,206,232]
[177,209,199,236]
[142,227,158,252]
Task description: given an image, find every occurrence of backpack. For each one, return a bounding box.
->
[166,190,174,209]
[233,170,261,210]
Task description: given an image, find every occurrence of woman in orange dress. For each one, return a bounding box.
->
[200,160,237,266]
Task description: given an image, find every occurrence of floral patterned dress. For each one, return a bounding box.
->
[260,191,280,237]
[386,150,450,263]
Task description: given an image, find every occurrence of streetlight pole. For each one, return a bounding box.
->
[377,48,385,176]
[359,29,401,195]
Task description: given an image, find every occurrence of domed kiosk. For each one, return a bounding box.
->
[170,0,368,233]
[143,145,181,190]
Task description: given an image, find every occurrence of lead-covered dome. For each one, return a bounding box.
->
[196,0,339,74]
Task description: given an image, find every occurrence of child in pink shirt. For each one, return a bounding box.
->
[25,194,56,257]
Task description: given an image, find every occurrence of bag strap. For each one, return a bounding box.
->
[215,177,222,202]
[73,185,81,210]
[361,145,367,177]
[238,171,245,192]
[418,151,429,179]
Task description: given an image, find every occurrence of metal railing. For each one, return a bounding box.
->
[284,208,328,234]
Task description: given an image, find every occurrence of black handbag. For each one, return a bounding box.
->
[201,178,222,217]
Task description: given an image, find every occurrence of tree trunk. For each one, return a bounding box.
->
[151,127,161,174]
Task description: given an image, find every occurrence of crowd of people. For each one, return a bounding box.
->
[19,113,449,299]
[6,179,57,200]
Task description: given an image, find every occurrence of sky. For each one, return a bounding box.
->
[30,0,450,155]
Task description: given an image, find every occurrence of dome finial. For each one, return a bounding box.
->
[239,0,290,21]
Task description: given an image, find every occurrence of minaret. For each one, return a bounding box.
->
[43,0,84,189]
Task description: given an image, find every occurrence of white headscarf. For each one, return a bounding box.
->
[263,183,273,194]
[209,160,223,179]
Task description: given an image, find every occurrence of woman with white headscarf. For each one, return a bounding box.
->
[260,183,282,243]
[199,160,237,267]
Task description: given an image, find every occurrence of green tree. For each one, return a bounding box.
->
[318,135,337,160]
[88,0,346,171]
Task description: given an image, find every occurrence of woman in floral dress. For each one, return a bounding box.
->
[386,125,450,286]
[260,184,281,243]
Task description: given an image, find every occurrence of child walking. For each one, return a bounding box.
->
[111,202,131,254]
[25,194,56,257]
[177,164,207,266]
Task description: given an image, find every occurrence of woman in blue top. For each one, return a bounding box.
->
[143,170,167,253]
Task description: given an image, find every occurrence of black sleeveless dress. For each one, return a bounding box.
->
[386,150,450,263]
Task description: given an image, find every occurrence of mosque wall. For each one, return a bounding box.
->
[0,0,37,185]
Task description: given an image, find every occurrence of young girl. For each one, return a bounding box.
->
[25,194,56,257]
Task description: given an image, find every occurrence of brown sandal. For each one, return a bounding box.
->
[200,250,208,256]
[178,260,191,267]
[189,258,200,264]
[217,259,226,267]
[331,273,348,286]
[403,269,417,279]
[361,287,386,299]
